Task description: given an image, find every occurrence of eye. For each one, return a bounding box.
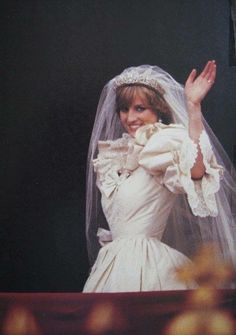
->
[136,105,146,112]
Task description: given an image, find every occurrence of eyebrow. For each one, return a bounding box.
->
[134,104,147,108]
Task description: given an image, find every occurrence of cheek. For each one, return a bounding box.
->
[143,110,158,123]
[152,113,158,122]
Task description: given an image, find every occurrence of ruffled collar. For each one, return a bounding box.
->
[97,133,132,155]
[135,122,185,145]
[96,122,185,170]
[93,123,185,197]
[96,132,142,173]
[94,134,140,197]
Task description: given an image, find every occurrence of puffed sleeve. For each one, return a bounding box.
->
[136,123,224,217]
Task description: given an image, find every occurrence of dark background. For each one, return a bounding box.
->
[1,0,236,291]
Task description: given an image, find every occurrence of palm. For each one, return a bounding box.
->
[184,60,216,104]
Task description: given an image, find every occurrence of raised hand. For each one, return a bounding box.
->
[184,60,216,106]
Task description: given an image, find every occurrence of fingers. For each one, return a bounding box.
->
[201,60,216,84]
[201,61,212,78]
[185,60,217,92]
[185,68,197,85]
[206,60,216,84]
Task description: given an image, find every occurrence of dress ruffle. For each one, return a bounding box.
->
[136,123,223,217]
[94,123,223,217]
[93,134,142,197]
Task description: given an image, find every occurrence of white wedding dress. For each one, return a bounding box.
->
[83,123,222,292]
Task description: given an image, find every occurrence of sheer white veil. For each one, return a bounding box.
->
[86,65,236,285]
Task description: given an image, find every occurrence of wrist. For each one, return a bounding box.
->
[186,100,201,110]
[186,101,202,118]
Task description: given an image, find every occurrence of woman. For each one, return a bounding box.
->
[83,61,236,292]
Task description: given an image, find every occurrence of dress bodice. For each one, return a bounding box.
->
[84,123,224,292]
[102,166,176,240]
[93,123,223,243]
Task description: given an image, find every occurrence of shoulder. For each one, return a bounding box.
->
[135,122,187,148]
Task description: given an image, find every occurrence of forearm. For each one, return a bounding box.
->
[187,101,205,179]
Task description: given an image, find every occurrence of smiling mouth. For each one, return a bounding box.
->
[128,124,143,131]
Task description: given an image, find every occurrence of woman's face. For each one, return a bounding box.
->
[119,95,158,137]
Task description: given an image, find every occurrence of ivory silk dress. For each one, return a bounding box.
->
[83,123,222,292]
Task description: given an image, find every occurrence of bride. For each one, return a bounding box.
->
[83,61,236,292]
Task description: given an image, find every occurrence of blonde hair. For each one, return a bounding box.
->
[116,84,173,124]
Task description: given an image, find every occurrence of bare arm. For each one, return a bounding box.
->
[184,60,216,179]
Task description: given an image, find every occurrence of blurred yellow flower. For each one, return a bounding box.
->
[164,243,236,335]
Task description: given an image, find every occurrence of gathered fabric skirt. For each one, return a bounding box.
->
[83,236,196,292]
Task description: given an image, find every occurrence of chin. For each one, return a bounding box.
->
[127,129,137,137]
[127,126,142,137]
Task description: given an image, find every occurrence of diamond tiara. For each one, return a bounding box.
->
[114,68,165,95]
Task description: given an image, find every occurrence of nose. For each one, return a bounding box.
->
[126,108,138,123]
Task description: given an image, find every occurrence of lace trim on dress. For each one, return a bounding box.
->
[93,134,140,197]
[176,130,223,217]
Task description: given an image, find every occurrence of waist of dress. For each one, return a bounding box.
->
[97,228,161,246]
[114,233,160,239]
